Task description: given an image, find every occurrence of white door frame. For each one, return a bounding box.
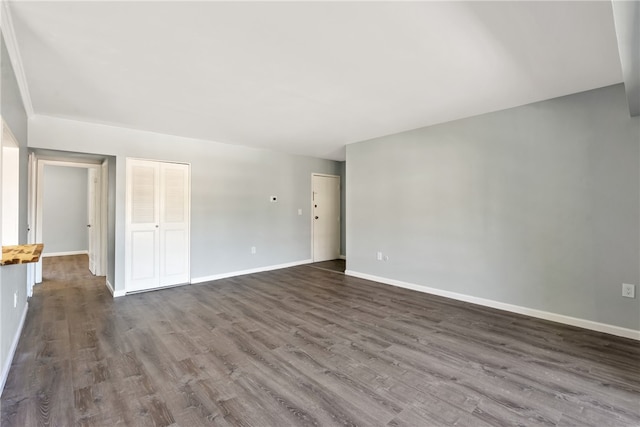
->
[311,173,341,262]
[26,152,37,296]
[100,160,108,276]
[35,159,107,282]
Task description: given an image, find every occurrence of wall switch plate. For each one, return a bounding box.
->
[251,246,256,255]
[377,251,383,261]
[270,196,277,202]
[298,209,302,216]
[622,283,635,298]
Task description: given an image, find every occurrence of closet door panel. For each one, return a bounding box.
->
[126,159,190,293]
[159,162,190,287]
[126,159,160,292]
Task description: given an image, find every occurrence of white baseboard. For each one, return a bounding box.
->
[345,270,640,341]
[192,259,313,284]
[0,301,28,395]
[339,255,346,260]
[105,279,125,297]
[42,250,88,258]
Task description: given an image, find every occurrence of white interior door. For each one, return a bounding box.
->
[126,159,190,293]
[126,160,160,292]
[312,174,340,262]
[159,162,190,286]
[87,168,98,275]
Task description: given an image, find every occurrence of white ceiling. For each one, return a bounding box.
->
[8,1,623,161]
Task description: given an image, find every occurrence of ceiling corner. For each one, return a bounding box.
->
[1,0,35,117]
[611,0,640,117]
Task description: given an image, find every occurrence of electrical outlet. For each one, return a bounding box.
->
[13,292,17,308]
[377,251,383,261]
[251,246,256,255]
[622,283,635,298]
[298,208,302,216]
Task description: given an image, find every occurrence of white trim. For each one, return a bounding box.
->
[192,259,312,284]
[105,279,126,298]
[26,152,37,296]
[345,270,640,341]
[0,302,28,395]
[100,161,108,276]
[339,255,346,260]
[0,2,34,117]
[41,250,88,258]
[37,159,101,169]
[1,118,19,148]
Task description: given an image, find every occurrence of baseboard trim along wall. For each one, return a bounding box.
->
[41,250,88,258]
[0,302,28,395]
[345,270,640,341]
[192,259,313,284]
[105,279,126,298]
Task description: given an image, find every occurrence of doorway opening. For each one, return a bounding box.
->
[29,150,112,295]
[2,120,20,246]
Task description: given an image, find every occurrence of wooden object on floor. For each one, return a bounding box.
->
[1,255,639,426]
[0,243,44,266]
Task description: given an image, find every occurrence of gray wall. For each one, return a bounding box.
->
[347,84,640,331]
[42,165,88,255]
[0,35,29,387]
[29,116,342,292]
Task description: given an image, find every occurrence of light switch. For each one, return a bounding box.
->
[298,209,302,215]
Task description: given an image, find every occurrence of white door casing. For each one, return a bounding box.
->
[312,174,340,262]
[27,152,37,296]
[125,158,190,293]
[101,160,108,276]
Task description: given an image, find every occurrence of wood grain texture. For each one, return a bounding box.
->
[1,255,639,426]
[1,243,44,265]
[307,259,345,274]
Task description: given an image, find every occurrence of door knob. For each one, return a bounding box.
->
[315,216,319,219]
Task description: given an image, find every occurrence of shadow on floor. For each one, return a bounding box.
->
[307,258,345,273]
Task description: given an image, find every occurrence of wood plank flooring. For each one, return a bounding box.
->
[307,259,346,274]
[1,255,639,426]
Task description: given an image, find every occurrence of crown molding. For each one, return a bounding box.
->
[1,1,35,117]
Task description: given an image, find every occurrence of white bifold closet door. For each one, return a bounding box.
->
[125,158,190,293]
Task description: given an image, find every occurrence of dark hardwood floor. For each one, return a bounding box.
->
[1,255,639,426]
[307,259,346,274]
